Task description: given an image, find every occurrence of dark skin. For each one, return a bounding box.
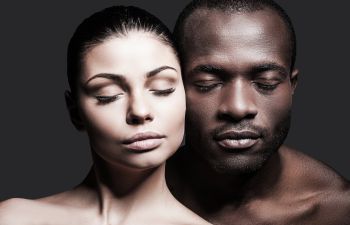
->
[166,8,350,225]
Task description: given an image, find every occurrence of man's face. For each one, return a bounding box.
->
[183,8,298,174]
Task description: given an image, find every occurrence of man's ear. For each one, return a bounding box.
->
[290,68,299,95]
[64,90,85,131]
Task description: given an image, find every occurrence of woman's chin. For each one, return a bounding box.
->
[94,146,176,171]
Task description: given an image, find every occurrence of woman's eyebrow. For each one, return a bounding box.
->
[85,66,177,84]
[146,66,177,78]
[85,73,127,85]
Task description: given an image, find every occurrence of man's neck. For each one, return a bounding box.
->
[167,146,284,215]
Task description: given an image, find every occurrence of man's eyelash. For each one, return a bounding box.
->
[199,84,220,92]
[256,83,278,90]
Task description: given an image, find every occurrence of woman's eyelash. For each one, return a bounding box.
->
[95,94,122,104]
[151,88,175,96]
[94,88,175,104]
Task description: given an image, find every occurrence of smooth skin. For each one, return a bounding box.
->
[0,32,210,225]
[167,8,350,225]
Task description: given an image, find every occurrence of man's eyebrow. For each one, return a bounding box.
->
[188,64,226,77]
[146,66,177,78]
[250,63,289,77]
[85,73,127,85]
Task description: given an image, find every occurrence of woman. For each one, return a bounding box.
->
[0,6,210,225]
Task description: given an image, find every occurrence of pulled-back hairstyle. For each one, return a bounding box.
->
[174,0,296,71]
[67,6,176,96]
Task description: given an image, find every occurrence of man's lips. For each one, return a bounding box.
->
[122,132,165,151]
[214,130,261,149]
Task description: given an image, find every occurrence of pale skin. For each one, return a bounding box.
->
[0,32,210,225]
[166,8,350,225]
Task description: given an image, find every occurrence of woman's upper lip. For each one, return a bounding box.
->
[214,130,261,140]
[123,132,165,144]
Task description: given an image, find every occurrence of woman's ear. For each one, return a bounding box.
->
[290,68,299,95]
[65,90,85,131]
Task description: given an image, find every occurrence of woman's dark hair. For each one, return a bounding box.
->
[67,6,177,96]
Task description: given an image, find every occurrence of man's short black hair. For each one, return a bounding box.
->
[174,0,296,71]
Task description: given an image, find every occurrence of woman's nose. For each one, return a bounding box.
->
[126,93,153,125]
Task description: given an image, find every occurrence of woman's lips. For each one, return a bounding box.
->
[122,132,165,151]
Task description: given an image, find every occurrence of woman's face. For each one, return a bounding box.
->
[77,32,185,169]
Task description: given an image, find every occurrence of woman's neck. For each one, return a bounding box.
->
[80,153,172,224]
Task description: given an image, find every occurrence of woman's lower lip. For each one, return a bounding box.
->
[123,138,164,151]
[217,138,258,150]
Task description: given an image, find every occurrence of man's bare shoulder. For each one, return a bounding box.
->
[280,146,350,224]
[281,146,349,190]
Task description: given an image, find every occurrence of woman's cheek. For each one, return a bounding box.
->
[81,100,126,138]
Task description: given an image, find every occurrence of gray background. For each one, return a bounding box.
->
[0,0,349,200]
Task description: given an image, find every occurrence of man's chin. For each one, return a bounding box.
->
[204,149,276,175]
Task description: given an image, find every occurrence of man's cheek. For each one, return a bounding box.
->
[261,91,292,116]
[188,99,214,120]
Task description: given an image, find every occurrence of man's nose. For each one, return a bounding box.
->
[218,79,258,121]
[126,92,153,125]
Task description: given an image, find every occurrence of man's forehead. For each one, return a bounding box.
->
[182,8,288,50]
[181,8,291,73]
[183,7,285,38]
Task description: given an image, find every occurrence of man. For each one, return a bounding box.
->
[166,0,350,224]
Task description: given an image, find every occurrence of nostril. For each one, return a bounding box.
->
[145,114,153,122]
[217,98,258,122]
[126,95,153,125]
[217,110,257,123]
[127,114,142,125]
[217,83,258,121]
[131,117,141,124]
[126,112,153,125]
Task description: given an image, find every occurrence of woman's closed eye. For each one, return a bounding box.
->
[147,78,177,97]
[95,93,124,104]
[150,88,175,96]
[85,82,125,105]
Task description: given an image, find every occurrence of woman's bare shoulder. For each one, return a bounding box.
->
[0,198,43,224]
[0,195,95,225]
